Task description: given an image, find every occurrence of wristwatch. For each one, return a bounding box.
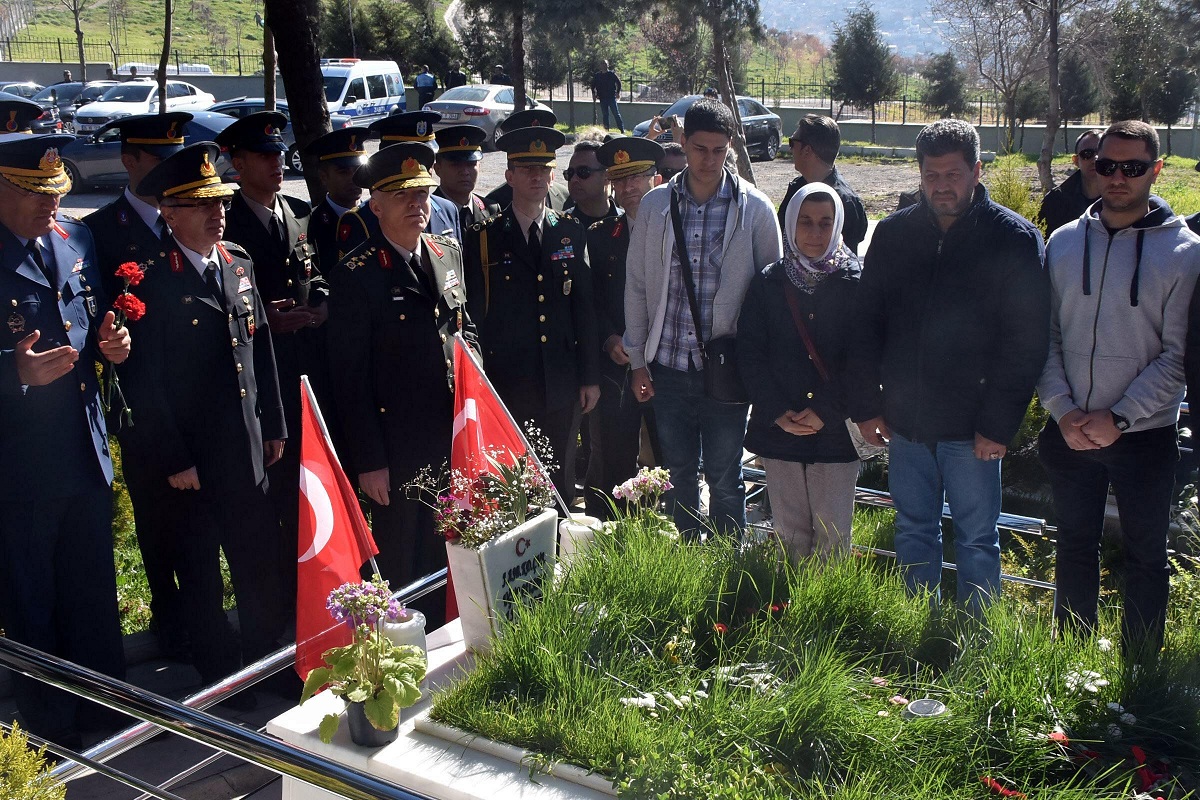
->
[1111,411,1130,432]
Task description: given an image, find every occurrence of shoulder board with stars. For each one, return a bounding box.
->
[588,215,620,235]
[219,241,252,260]
[427,233,461,251]
[343,246,376,273]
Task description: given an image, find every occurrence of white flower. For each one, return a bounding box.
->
[1107,723,1123,740]
[693,690,709,699]
[1098,638,1114,652]
[1120,712,1137,725]
[619,693,656,709]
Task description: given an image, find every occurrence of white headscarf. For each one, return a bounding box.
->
[780,182,853,293]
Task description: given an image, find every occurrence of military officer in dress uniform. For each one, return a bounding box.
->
[305,126,369,273]
[216,111,327,618]
[122,142,287,688]
[0,132,130,746]
[0,96,51,134]
[584,136,664,518]
[327,142,473,628]
[463,124,600,498]
[83,112,193,660]
[335,112,459,258]
[483,109,571,212]
[432,124,499,241]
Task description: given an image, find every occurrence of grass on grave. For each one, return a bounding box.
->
[430,511,1200,799]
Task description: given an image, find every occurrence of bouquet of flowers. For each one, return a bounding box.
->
[408,426,557,550]
[300,577,428,743]
[101,261,147,430]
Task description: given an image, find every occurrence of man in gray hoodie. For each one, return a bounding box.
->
[1037,120,1200,653]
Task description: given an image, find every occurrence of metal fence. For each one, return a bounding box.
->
[0,36,263,75]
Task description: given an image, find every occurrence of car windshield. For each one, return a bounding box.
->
[80,85,110,101]
[34,85,75,102]
[323,76,347,102]
[438,86,490,102]
[100,84,154,103]
[661,96,699,118]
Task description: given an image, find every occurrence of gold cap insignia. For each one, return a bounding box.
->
[166,121,178,139]
[614,150,631,165]
[199,152,217,178]
[459,136,469,147]
[6,112,18,132]
[38,148,61,171]
[401,156,421,177]
[264,123,276,136]
[416,121,427,136]
[529,140,547,154]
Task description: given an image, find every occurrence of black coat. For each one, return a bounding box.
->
[848,185,1050,446]
[307,196,345,279]
[778,167,869,255]
[484,181,571,213]
[1037,170,1098,235]
[118,240,286,491]
[223,191,325,309]
[463,207,599,413]
[737,260,860,463]
[84,193,166,299]
[585,212,631,354]
[327,232,473,483]
[435,187,500,242]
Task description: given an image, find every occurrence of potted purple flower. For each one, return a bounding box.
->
[299,578,428,747]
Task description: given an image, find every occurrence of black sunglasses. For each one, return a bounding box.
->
[563,166,599,180]
[1076,148,1097,161]
[1094,158,1155,178]
[165,198,232,210]
[659,167,680,181]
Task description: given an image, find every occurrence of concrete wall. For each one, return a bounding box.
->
[0,62,286,102]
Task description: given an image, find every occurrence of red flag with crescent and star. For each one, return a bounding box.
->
[295,379,379,679]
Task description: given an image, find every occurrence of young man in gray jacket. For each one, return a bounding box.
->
[624,99,782,537]
[1037,120,1200,653]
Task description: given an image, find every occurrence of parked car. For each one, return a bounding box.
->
[0,81,43,99]
[33,81,119,131]
[420,84,552,150]
[632,94,783,161]
[0,89,60,134]
[208,97,354,174]
[73,79,216,134]
[60,110,238,191]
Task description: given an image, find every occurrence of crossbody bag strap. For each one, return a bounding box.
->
[670,189,707,362]
[782,281,831,383]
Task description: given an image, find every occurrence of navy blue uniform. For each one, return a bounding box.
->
[335,194,460,260]
[0,217,125,742]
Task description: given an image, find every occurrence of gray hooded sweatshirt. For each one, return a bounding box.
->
[1038,196,1200,432]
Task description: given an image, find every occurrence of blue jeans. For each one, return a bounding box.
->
[600,97,624,132]
[651,364,748,537]
[887,433,1002,613]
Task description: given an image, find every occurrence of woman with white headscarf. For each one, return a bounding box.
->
[736,183,862,562]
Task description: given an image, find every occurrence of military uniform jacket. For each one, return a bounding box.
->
[118,240,286,492]
[484,181,570,214]
[327,231,473,483]
[224,191,326,309]
[308,196,347,281]
[463,207,599,413]
[336,195,461,260]
[84,193,166,300]
[585,212,631,360]
[0,219,113,500]
[434,187,499,241]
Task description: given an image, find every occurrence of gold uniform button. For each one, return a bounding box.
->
[56,292,62,301]
[64,321,72,331]
[445,358,452,367]
[287,279,294,287]
[80,382,87,391]
[537,274,544,282]
[379,407,386,413]
[806,392,814,399]
[10,299,16,307]
[808,313,814,320]
[239,389,247,398]
[228,313,233,322]
[192,319,199,326]
[440,333,447,343]
[399,314,406,320]
[232,337,239,346]
[538,294,544,302]
[540,335,547,343]
[236,363,243,373]
[434,307,440,317]
[539,315,546,322]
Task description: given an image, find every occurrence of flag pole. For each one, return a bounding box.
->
[300,374,382,578]
[454,334,574,519]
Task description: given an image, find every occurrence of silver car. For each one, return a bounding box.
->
[420,84,552,150]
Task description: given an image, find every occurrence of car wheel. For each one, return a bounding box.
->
[287,145,304,175]
[63,160,86,193]
[762,130,780,161]
[485,122,501,152]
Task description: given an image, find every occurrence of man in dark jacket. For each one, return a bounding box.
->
[849,119,1050,613]
[589,60,624,133]
[1036,129,1103,234]
[778,115,868,254]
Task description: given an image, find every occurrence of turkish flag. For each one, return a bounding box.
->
[295,379,379,680]
[451,335,527,482]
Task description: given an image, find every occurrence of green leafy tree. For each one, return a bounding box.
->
[1146,61,1197,153]
[1106,0,1195,141]
[0,724,65,800]
[1058,50,1098,121]
[1014,76,1049,149]
[920,51,971,118]
[640,11,710,94]
[830,2,900,143]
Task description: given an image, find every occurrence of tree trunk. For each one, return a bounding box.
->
[713,30,755,184]
[73,7,86,81]
[262,24,277,111]
[566,50,575,131]
[1037,0,1060,194]
[511,0,526,109]
[156,0,171,115]
[870,103,876,143]
[264,0,330,198]
[1003,94,1017,153]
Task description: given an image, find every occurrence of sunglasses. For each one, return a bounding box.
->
[1094,158,1155,178]
[1076,148,1097,161]
[165,198,232,211]
[563,166,600,181]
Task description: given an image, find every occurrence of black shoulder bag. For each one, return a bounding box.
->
[670,189,748,404]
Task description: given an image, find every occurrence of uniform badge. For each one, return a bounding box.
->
[304,260,313,278]
[72,258,84,273]
[298,232,307,242]
[563,278,573,296]
[247,317,256,337]
[169,251,184,273]
[237,276,253,293]
[416,121,428,136]
[117,209,130,226]
[339,223,351,241]
[86,296,97,316]
[443,269,460,290]
[216,243,233,263]
[235,266,245,277]
[182,295,195,304]
[561,237,570,244]
[127,243,140,254]
[7,312,24,333]
[391,286,404,297]
[378,249,393,270]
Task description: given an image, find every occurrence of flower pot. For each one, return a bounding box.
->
[446,507,558,653]
[383,610,427,655]
[346,700,398,748]
[558,514,602,567]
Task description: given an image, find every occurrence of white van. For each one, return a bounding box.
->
[321,58,405,124]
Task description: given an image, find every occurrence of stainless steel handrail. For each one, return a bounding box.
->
[0,635,436,800]
[49,568,446,784]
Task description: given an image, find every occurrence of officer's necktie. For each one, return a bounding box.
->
[528,221,542,266]
[205,261,226,310]
[411,254,434,295]
[26,240,54,286]
[269,213,286,252]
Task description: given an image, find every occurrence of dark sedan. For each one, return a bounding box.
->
[632,95,783,161]
[61,110,238,191]
[208,98,354,174]
[33,81,119,131]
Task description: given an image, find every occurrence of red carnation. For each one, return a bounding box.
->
[115,261,145,287]
[713,622,728,635]
[980,776,1026,798]
[113,293,146,322]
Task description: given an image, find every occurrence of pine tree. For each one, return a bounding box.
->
[919,52,971,118]
[830,3,900,143]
